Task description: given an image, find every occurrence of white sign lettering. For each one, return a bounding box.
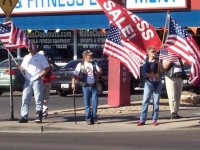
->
[26,30,73,50]
[0,0,187,15]
[122,66,127,83]
[128,0,186,10]
[77,29,106,50]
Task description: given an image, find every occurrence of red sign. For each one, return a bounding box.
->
[97,0,161,51]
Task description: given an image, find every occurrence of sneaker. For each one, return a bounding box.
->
[42,105,48,114]
[93,120,101,124]
[152,122,159,126]
[43,112,48,119]
[170,112,177,119]
[87,121,93,125]
[137,122,145,126]
[175,113,181,119]
[35,111,42,123]
[171,112,181,119]
[18,117,28,123]
[35,117,42,123]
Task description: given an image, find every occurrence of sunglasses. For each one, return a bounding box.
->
[150,51,156,53]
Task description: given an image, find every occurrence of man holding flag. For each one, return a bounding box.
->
[0,21,50,123]
[161,48,188,119]
[17,44,50,123]
[160,14,200,119]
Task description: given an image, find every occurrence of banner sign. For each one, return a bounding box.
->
[0,0,187,15]
[77,29,107,51]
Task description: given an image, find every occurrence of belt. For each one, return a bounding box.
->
[173,72,183,78]
[86,83,94,86]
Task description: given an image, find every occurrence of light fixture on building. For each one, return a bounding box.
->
[43,30,48,33]
[189,26,198,35]
[101,28,106,34]
[55,28,60,33]
[27,29,32,33]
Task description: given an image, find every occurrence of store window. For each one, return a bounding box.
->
[26,30,74,63]
[77,29,107,59]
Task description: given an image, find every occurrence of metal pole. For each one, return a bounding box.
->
[8,51,14,120]
[73,90,77,124]
[17,48,21,58]
[73,31,77,60]
[161,11,170,45]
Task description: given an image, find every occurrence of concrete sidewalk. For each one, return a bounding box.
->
[0,108,199,133]
[1,92,200,133]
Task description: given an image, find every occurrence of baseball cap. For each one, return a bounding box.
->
[28,42,38,52]
[38,50,46,56]
[82,50,93,57]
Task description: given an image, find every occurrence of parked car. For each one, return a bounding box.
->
[51,58,138,97]
[0,57,60,96]
[0,58,24,96]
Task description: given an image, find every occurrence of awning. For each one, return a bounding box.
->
[0,10,199,30]
[1,13,109,30]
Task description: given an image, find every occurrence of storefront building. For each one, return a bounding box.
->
[0,0,200,66]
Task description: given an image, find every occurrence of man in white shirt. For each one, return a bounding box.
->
[72,50,101,125]
[17,45,50,123]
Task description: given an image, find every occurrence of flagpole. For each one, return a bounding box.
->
[7,51,15,120]
[158,11,169,74]
[96,50,105,86]
[161,11,170,45]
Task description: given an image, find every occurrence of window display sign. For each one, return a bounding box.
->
[26,30,74,63]
[77,29,107,52]
[26,30,73,50]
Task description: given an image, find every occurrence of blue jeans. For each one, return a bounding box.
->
[139,81,162,122]
[82,85,98,121]
[21,79,43,119]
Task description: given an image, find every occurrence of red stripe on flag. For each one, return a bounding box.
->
[104,39,145,78]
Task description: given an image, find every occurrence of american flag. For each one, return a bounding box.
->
[0,21,36,50]
[103,24,147,78]
[163,14,200,85]
[159,47,178,62]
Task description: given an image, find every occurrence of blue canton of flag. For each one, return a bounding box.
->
[0,23,12,47]
[160,48,168,55]
[107,24,123,47]
[0,23,11,34]
[159,47,177,62]
[168,16,190,39]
